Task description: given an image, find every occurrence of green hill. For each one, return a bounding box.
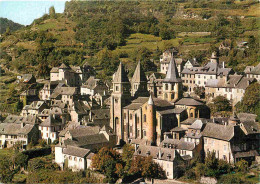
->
[0,18,24,34]
[0,0,259,78]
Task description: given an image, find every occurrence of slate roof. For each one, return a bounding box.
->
[27,101,46,110]
[163,57,182,83]
[175,97,204,106]
[59,63,70,69]
[4,115,37,125]
[237,113,257,122]
[64,133,108,147]
[202,123,234,141]
[189,119,204,130]
[160,138,196,151]
[69,101,89,114]
[63,145,90,158]
[40,115,63,127]
[68,126,100,138]
[113,62,129,83]
[157,108,185,115]
[82,76,100,89]
[21,74,34,82]
[235,77,256,90]
[181,61,233,76]
[240,121,260,135]
[50,67,59,73]
[50,87,77,98]
[70,66,82,73]
[234,150,259,158]
[90,109,110,120]
[244,63,260,75]
[131,61,147,83]
[170,127,186,132]
[186,58,199,67]
[134,145,177,161]
[0,123,35,135]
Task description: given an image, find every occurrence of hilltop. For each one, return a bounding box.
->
[0,18,24,34]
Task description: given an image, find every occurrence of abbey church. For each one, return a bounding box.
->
[110,57,209,145]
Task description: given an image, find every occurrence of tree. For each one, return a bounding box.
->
[122,144,135,171]
[193,86,205,98]
[49,6,56,18]
[236,82,259,115]
[91,147,122,182]
[141,156,165,179]
[210,96,232,113]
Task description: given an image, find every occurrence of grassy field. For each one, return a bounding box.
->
[114,32,211,59]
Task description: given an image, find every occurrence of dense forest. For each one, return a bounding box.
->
[0,18,24,34]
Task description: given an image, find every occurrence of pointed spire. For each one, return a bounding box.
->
[132,60,147,83]
[163,57,182,83]
[113,62,129,83]
[148,94,154,105]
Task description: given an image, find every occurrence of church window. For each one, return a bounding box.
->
[165,84,168,90]
[116,86,119,91]
[74,157,77,161]
[144,114,146,122]
[143,130,146,136]
[130,114,132,120]
[171,84,174,90]
[165,93,168,99]
[115,98,118,103]
[124,113,126,119]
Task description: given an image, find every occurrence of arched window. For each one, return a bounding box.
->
[74,157,77,161]
[69,156,72,160]
[79,158,82,162]
[165,93,168,99]
[144,114,146,122]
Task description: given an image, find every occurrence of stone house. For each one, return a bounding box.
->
[183,58,199,69]
[133,145,184,179]
[244,63,260,82]
[159,48,184,75]
[55,145,94,171]
[205,75,256,105]
[60,126,116,152]
[0,121,39,149]
[17,74,36,84]
[181,52,234,93]
[39,81,65,101]
[50,63,89,87]
[201,117,259,164]
[50,87,78,106]
[147,72,165,98]
[39,115,65,143]
[21,101,49,117]
[20,89,39,105]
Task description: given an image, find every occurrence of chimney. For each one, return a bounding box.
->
[223,62,225,68]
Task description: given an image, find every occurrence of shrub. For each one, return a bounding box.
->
[235,160,248,173]
[28,158,45,172]
[185,169,196,179]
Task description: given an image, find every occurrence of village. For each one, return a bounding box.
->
[0,47,259,182]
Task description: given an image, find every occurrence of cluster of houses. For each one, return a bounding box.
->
[0,48,259,178]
